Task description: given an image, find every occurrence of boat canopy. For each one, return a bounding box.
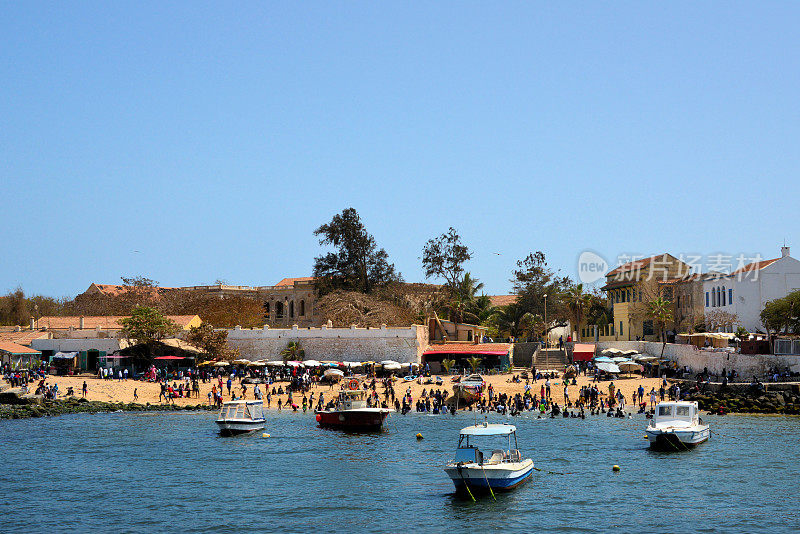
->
[459,423,516,436]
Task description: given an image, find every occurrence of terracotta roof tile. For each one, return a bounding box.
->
[731,258,780,275]
[36,315,199,330]
[0,331,51,344]
[0,341,40,355]
[424,343,512,353]
[488,295,517,307]
[606,255,657,277]
[275,277,315,287]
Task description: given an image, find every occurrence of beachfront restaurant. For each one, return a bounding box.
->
[422,343,512,373]
[0,342,41,370]
[113,338,200,375]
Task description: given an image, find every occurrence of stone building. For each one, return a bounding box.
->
[81,277,319,327]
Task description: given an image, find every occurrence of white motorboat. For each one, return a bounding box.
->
[216,400,265,436]
[444,423,534,495]
[646,401,709,450]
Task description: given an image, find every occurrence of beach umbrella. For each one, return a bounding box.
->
[594,356,613,363]
[323,368,344,381]
[247,361,266,367]
[620,349,639,355]
[617,360,643,373]
[232,359,251,365]
[285,361,301,367]
[602,348,622,355]
[303,360,322,367]
[380,360,400,366]
[343,361,362,368]
[213,361,230,367]
[595,362,621,374]
[383,362,402,371]
[634,354,658,362]
[266,360,284,367]
[198,360,215,367]
[611,356,629,363]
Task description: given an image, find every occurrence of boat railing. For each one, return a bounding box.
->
[508,449,522,463]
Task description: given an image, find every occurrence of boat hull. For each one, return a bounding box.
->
[646,426,710,450]
[315,408,390,431]
[444,460,534,494]
[216,419,265,436]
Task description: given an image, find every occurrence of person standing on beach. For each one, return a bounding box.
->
[563,384,569,405]
[226,377,232,396]
[545,379,551,399]
[82,381,87,397]
[133,388,138,401]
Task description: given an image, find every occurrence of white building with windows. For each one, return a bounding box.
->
[703,246,800,333]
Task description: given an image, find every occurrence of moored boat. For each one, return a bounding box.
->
[646,401,709,450]
[444,422,534,495]
[216,400,266,436]
[452,374,485,404]
[315,380,390,431]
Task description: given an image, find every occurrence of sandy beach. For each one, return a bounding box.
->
[3,372,665,413]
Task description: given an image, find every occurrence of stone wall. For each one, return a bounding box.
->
[226,324,428,363]
[596,340,800,377]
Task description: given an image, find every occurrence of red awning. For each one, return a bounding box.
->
[572,343,596,362]
[423,350,508,356]
[154,356,187,360]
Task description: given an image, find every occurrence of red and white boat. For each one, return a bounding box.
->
[315,379,390,431]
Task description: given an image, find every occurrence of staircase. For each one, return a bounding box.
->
[532,348,568,372]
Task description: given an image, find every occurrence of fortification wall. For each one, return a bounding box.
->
[226,324,428,364]
[595,340,800,377]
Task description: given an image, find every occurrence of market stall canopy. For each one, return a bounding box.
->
[303,360,322,367]
[198,360,215,366]
[380,360,400,366]
[247,361,266,367]
[159,338,202,354]
[572,344,596,362]
[595,362,621,373]
[52,351,79,359]
[323,369,344,380]
[602,348,622,355]
[232,359,251,365]
[285,361,302,367]
[213,361,230,367]
[266,361,284,367]
[383,363,402,371]
[342,361,361,368]
[620,349,639,355]
[617,360,643,372]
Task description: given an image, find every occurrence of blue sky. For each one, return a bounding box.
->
[3,2,799,298]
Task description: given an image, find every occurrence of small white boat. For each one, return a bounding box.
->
[444,423,534,495]
[216,400,265,436]
[646,401,709,450]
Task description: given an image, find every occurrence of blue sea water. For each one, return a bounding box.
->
[1,410,799,533]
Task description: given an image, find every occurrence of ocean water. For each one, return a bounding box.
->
[1,409,799,533]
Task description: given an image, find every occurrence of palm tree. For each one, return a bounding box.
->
[647,297,673,357]
[444,272,485,324]
[565,283,593,341]
[441,358,456,374]
[281,341,305,363]
[465,356,482,373]
[489,303,536,340]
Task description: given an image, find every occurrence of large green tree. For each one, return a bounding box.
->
[511,252,572,334]
[313,208,402,294]
[761,290,800,335]
[119,306,179,358]
[186,322,229,360]
[422,227,472,291]
[489,303,537,339]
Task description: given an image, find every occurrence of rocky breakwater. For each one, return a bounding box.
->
[0,389,216,420]
[680,381,800,415]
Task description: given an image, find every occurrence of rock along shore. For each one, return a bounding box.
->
[678,380,800,415]
[0,392,216,420]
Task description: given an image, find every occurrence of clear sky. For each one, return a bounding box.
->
[3,2,799,298]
